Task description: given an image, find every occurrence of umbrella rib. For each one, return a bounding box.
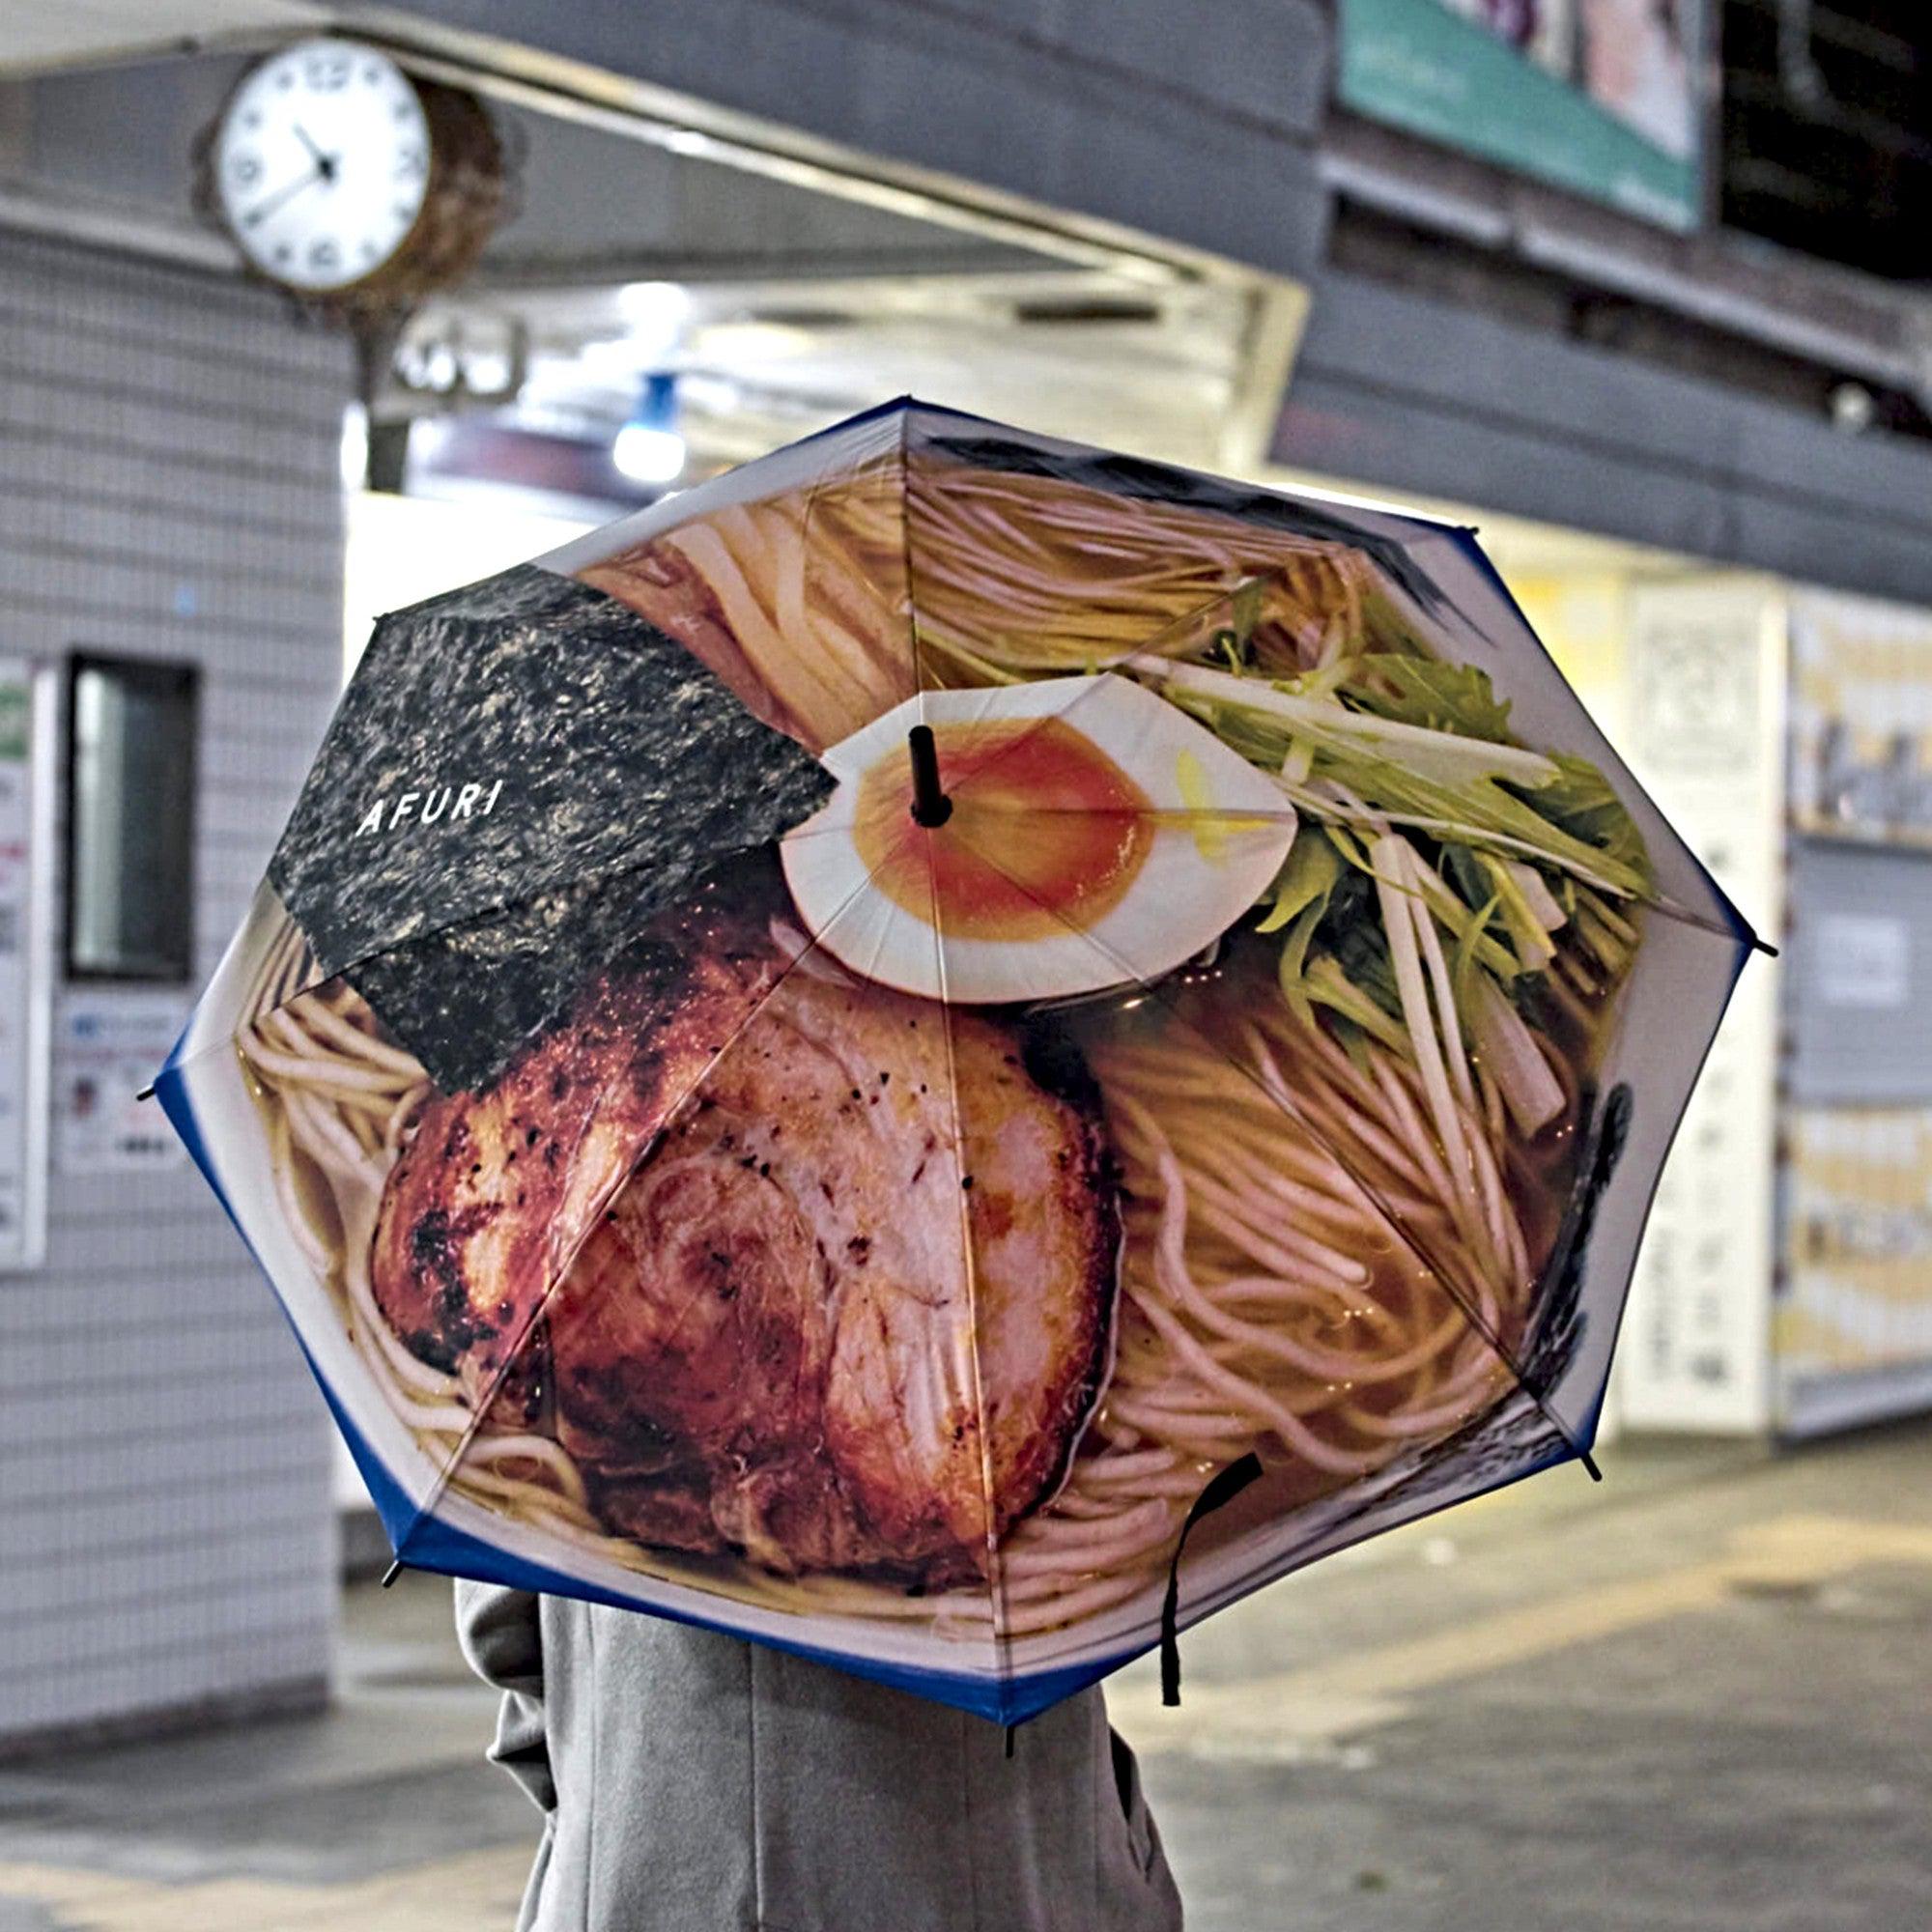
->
[385,859,887,1573]
[900,403,938,709]
[905,410,1014,1690]
[919,840,1015,1672]
[941,798,1757,952]
[865,683,1752,967]
[938,816,1603,1470]
[881,513,1755,961]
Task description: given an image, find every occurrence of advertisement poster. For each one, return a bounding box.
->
[56,992,189,1174]
[0,657,50,1268]
[1613,582,1783,1432]
[1338,0,1703,232]
[1780,1107,1932,1436]
[1787,589,1932,847]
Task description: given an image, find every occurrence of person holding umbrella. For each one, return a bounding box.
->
[458,1582,1182,1930]
[156,401,1755,1931]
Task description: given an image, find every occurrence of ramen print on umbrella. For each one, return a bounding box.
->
[157,402,1756,1723]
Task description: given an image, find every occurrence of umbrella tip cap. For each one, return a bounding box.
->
[907,724,952,828]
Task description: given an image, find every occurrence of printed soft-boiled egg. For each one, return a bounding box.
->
[780,675,1296,1003]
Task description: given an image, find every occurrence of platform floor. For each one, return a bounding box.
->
[3,1423,1929,1930]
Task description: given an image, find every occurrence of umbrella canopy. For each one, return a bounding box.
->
[157,399,1758,1724]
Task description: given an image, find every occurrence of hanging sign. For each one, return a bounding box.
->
[1337,0,1704,233]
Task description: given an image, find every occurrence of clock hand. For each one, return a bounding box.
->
[242,163,326,228]
[291,123,339,183]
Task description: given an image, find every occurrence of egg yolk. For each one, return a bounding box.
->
[853,716,1152,943]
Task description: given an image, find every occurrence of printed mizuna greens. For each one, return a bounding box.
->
[947,562,1650,1161]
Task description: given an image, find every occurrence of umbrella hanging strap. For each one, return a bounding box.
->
[1160,1451,1264,1707]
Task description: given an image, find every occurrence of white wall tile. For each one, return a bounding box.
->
[0,226,349,1746]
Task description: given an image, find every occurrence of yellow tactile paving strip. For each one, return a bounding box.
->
[1108,1515,1932,1749]
[0,1844,529,1932]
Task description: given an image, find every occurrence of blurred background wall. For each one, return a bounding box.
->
[0,226,348,1746]
[3,0,1930,1749]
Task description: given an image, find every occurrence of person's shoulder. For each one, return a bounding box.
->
[454,1579,547,1683]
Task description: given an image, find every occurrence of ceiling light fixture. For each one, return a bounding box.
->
[612,424,687,484]
[695,320,813,362]
[616,279,692,350]
[612,372,686,485]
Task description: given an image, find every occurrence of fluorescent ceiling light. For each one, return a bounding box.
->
[612,423,687,484]
[695,321,814,362]
[616,281,692,357]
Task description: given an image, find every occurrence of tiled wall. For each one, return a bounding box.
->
[0,227,349,1745]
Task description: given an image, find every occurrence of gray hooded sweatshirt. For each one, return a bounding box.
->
[456,1582,1183,1932]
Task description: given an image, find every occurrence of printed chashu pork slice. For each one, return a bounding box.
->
[370,863,1118,1581]
[368,881,782,1411]
[551,966,1118,1577]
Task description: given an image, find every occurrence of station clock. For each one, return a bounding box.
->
[197,37,506,313]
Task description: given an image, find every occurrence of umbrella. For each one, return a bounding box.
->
[157,399,1761,1724]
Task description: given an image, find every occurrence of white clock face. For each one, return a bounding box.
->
[214,39,432,294]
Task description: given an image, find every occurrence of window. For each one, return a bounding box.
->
[65,654,199,981]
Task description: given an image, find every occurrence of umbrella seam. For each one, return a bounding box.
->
[939,810,1604,1463]
[902,402,1013,1701]
[386,859,888,1572]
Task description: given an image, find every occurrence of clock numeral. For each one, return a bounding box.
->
[309,238,340,272]
[394,146,426,182]
[303,51,352,91]
[229,153,262,187]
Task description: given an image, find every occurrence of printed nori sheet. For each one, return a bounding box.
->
[268,565,831,1091]
[329,856,731,1094]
